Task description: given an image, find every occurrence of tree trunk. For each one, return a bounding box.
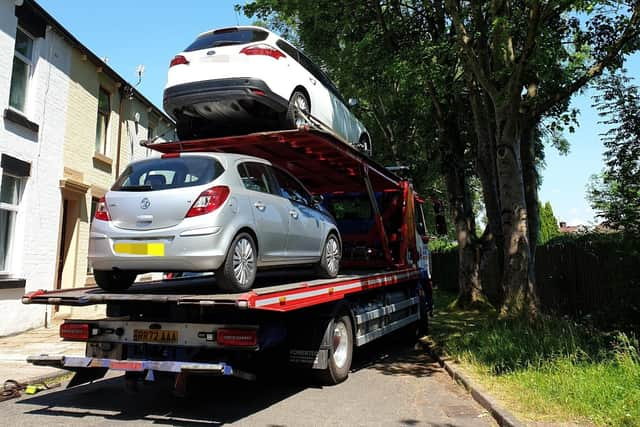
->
[467,81,503,303]
[495,115,538,317]
[441,115,484,307]
[520,121,540,291]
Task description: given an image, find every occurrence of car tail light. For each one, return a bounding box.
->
[60,323,90,341]
[186,186,230,218]
[216,328,257,347]
[170,55,189,67]
[240,44,284,60]
[161,153,180,158]
[94,196,111,221]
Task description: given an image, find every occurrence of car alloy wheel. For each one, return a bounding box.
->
[232,236,255,287]
[325,236,340,276]
[286,90,311,129]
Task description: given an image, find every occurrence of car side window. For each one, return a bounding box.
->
[272,168,312,206]
[276,40,299,62]
[237,162,273,194]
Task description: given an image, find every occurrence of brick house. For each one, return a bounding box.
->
[0,0,175,335]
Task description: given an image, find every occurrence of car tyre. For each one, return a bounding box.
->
[315,233,341,278]
[285,90,310,129]
[94,270,137,292]
[217,232,257,292]
[316,313,353,385]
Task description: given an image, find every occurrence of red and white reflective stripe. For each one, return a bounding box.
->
[251,269,419,311]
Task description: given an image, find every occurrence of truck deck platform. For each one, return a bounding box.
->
[23,268,420,312]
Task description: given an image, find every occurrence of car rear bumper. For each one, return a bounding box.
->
[89,227,228,272]
[163,78,289,119]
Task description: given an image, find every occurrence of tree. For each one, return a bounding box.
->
[588,72,640,236]
[538,201,560,245]
[443,1,640,316]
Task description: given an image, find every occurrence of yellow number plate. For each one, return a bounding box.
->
[133,329,178,343]
[114,242,165,256]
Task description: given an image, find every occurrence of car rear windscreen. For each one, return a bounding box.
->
[184,28,269,51]
[112,156,224,191]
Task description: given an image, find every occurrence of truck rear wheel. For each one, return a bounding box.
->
[94,270,136,291]
[217,232,257,292]
[317,313,353,385]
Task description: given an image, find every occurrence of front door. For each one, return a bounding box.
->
[271,167,323,259]
[237,162,290,261]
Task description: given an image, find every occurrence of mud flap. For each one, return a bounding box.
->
[67,367,108,388]
[286,314,334,370]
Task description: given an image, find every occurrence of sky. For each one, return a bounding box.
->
[35,0,638,226]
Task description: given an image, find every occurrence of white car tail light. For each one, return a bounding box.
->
[240,44,284,60]
[186,186,230,218]
[169,55,190,67]
[94,196,111,221]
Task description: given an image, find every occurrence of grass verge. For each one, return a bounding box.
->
[429,290,640,426]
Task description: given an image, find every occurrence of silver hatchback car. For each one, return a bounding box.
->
[89,152,341,292]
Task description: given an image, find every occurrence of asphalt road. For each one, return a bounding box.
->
[2,337,495,426]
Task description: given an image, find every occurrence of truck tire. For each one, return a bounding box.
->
[216,232,257,292]
[94,270,136,292]
[317,313,353,385]
[285,90,310,129]
[315,233,341,278]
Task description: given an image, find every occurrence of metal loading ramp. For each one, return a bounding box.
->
[146,128,403,194]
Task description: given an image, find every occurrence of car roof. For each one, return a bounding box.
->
[195,26,277,40]
[181,151,272,165]
[125,152,272,170]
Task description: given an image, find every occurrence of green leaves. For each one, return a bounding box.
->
[589,71,640,236]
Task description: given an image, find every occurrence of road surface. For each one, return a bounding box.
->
[1,337,494,426]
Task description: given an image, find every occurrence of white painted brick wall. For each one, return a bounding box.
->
[0,1,71,336]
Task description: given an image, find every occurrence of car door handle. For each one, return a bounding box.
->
[309,77,316,85]
[289,210,299,219]
[254,201,266,211]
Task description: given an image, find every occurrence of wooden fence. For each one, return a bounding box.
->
[431,240,640,325]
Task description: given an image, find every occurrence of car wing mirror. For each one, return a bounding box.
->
[312,194,324,207]
[348,98,359,108]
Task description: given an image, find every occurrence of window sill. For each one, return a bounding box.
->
[92,153,113,169]
[3,108,39,133]
[0,277,26,290]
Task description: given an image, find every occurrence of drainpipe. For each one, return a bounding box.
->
[115,85,132,177]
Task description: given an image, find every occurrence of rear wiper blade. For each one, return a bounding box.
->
[118,185,153,191]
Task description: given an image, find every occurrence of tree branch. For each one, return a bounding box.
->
[445,0,499,101]
[533,4,640,117]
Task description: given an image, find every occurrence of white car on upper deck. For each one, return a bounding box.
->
[163,26,371,154]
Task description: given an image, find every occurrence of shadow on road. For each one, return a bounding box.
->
[19,374,309,426]
[15,333,439,425]
[352,333,441,378]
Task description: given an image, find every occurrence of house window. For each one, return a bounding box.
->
[95,87,110,154]
[9,28,34,112]
[0,172,24,272]
[146,124,155,156]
